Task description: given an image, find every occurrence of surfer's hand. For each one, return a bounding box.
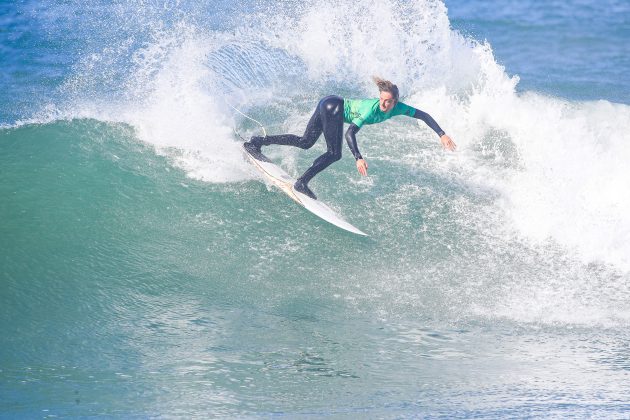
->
[440,134,457,151]
[356,159,368,176]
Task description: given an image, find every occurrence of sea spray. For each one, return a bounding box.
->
[9,0,630,321]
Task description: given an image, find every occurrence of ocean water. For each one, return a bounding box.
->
[1,0,629,417]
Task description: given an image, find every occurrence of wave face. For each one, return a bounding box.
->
[2,0,629,417]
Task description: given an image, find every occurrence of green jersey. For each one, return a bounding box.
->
[343,98,417,128]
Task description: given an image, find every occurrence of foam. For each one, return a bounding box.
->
[32,0,630,321]
[118,29,254,183]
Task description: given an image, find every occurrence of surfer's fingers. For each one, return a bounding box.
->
[356,159,367,175]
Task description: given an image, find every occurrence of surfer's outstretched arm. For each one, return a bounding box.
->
[412,109,445,137]
[345,124,368,176]
[412,109,456,151]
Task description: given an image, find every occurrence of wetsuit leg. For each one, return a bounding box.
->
[254,106,323,149]
[296,95,344,185]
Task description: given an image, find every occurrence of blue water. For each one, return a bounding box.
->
[2,0,630,418]
[447,0,630,103]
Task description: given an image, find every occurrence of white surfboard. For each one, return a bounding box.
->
[242,145,367,236]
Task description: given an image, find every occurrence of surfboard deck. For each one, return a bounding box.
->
[242,144,367,236]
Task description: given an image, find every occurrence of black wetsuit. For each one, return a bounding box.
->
[251,95,345,195]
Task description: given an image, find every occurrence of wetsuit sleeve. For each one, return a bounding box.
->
[412,109,446,137]
[345,124,363,160]
[395,102,446,137]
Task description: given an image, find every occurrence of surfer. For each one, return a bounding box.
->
[243,77,456,199]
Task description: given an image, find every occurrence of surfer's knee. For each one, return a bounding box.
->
[329,150,342,162]
[297,137,317,150]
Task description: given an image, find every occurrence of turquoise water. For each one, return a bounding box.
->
[2,0,630,417]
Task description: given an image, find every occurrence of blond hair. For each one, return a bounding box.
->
[372,76,399,102]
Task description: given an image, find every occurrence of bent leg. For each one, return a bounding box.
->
[297,150,341,186]
[297,96,344,185]
[253,106,323,149]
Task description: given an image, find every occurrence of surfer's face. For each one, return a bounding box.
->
[379,91,396,112]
